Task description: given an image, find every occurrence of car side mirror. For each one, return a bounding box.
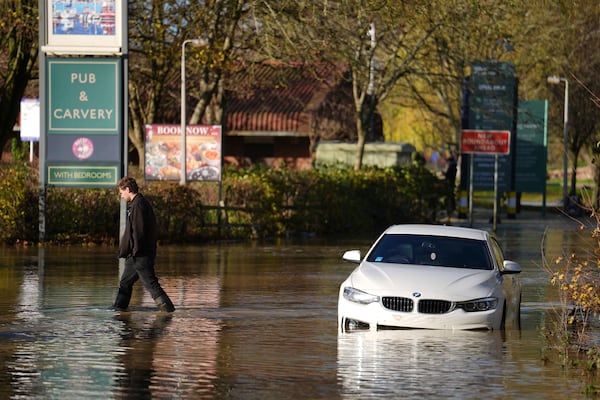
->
[501,260,522,275]
[342,250,361,263]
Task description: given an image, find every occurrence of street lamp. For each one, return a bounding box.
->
[547,75,569,208]
[181,38,207,185]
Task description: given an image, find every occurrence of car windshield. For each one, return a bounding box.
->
[366,234,493,270]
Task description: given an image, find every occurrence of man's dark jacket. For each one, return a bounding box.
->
[118,193,157,258]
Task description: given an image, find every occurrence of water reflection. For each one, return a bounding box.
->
[337,330,507,399]
[0,227,594,399]
[113,312,173,398]
[112,311,221,399]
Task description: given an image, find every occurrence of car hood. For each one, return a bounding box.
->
[347,261,499,300]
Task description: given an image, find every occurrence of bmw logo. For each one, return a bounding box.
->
[412,292,422,298]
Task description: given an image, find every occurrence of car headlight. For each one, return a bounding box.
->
[343,287,380,304]
[455,297,498,312]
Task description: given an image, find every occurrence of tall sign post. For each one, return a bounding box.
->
[460,61,518,223]
[38,0,127,241]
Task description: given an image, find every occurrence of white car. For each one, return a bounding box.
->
[338,224,521,332]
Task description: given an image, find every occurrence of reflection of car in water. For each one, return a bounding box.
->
[337,329,506,398]
[338,224,522,331]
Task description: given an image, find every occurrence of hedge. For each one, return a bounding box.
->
[0,162,450,244]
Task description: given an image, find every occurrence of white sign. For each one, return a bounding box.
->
[20,98,40,142]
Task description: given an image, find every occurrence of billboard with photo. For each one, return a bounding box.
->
[46,0,122,51]
[145,124,222,182]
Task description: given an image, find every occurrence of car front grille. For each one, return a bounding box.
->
[418,299,452,314]
[382,296,413,312]
[381,297,452,314]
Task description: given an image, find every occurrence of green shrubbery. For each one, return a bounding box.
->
[0,162,38,243]
[0,161,450,244]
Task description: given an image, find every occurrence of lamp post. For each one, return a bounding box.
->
[547,76,569,208]
[181,38,207,185]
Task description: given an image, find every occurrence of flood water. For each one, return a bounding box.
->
[0,214,596,399]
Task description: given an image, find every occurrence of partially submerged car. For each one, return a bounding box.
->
[338,224,521,332]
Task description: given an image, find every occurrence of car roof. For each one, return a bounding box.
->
[382,224,490,241]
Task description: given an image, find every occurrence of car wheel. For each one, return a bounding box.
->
[500,301,506,330]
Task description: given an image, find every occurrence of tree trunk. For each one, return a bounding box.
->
[354,111,366,170]
[571,150,579,196]
[127,82,145,175]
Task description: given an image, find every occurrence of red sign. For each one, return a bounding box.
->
[461,130,511,154]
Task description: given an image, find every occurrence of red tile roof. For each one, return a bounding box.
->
[224,61,351,136]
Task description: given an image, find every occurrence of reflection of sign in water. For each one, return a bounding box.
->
[145,124,222,182]
[51,0,116,36]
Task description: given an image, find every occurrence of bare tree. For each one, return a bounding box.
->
[256,0,438,169]
[525,0,600,203]
[127,0,250,172]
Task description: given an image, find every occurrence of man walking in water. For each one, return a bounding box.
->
[112,176,175,312]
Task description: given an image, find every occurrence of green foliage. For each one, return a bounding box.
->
[221,164,446,237]
[10,138,27,161]
[46,187,120,244]
[144,183,204,242]
[0,163,449,244]
[0,162,37,243]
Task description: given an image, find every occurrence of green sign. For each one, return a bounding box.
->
[515,100,548,193]
[47,58,120,134]
[47,165,119,187]
[465,61,517,191]
[44,57,123,187]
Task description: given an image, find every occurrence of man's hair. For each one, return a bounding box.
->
[118,176,139,194]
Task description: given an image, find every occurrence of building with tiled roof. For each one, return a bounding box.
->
[222,61,382,169]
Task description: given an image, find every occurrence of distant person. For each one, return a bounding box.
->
[444,154,458,215]
[111,176,175,313]
[444,154,457,184]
